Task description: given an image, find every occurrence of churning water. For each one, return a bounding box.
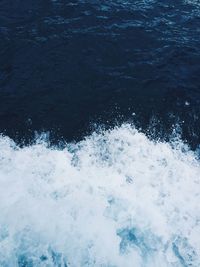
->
[0,125,200,266]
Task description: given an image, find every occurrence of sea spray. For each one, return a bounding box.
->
[0,124,200,266]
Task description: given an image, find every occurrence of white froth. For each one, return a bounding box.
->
[0,124,200,267]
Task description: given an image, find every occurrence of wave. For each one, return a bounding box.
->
[0,124,200,266]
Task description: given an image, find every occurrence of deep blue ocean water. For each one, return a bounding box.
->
[0,0,200,146]
[0,1,200,266]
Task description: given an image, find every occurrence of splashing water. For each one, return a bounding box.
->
[0,124,200,266]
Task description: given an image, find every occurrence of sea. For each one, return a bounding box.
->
[0,0,200,266]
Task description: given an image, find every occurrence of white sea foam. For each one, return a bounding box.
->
[0,124,200,267]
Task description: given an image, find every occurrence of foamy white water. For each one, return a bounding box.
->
[0,124,200,267]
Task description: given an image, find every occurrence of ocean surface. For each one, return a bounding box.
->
[0,0,200,266]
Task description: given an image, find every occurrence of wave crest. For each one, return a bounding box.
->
[0,125,200,266]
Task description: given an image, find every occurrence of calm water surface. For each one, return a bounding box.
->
[0,0,200,146]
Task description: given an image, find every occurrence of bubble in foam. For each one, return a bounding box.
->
[0,124,200,267]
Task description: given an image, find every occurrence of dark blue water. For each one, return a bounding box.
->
[0,0,200,146]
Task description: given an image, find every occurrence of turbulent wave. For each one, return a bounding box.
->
[0,124,200,267]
